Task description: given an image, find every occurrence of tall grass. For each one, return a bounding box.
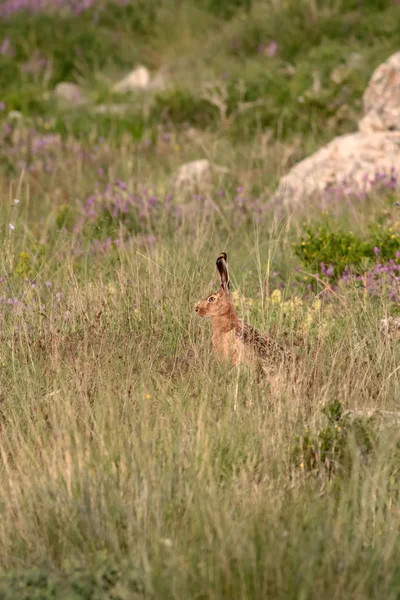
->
[2,181,400,597]
[1,0,400,598]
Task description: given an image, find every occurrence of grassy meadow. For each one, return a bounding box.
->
[2,0,400,597]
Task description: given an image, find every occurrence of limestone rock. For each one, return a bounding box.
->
[360,51,400,133]
[274,51,400,204]
[274,131,400,203]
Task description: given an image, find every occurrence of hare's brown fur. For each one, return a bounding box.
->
[195,253,289,366]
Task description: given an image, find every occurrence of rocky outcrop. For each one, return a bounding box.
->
[275,51,400,204]
[274,131,400,203]
[359,52,400,133]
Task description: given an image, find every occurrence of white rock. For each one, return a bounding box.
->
[360,51,400,133]
[358,111,386,134]
[274,51,400,204]
[113,66,151,93]
[53,82,84,105]
[274,131,400,204]
[147,71,168,91]
[174,159,228,189]
[7,110,22,120]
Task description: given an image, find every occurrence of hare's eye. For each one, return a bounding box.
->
[208,296,216,303]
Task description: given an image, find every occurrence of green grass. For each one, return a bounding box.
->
[1,0,400,147]
[2,0,400,598]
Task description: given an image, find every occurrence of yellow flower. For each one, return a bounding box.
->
[283,299,300,315]
[247,297,254,307]
[311,298,321,312]
[145,394,151,400]
[231,289,242,306]
[299,312,313,335]
[299,463,304,469]
[270,289,282,304]
[293,296,303,307]
[320,319,329,334]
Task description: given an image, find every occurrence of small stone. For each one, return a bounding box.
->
[7,110,22,120]
[113,66,151,93]
[53,82,85,105]
[174,159,228,189]
[93,104,129,115]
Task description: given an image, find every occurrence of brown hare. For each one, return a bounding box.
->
[195,252,290,366]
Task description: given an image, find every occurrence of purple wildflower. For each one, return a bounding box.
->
[266,40,278,57]
[326,266,334,277]
[0,38,10,55]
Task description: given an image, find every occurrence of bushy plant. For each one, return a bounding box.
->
[294,222,400,279]
[292,400,376,477]
[153,89,218,128]
[13,252,32,279]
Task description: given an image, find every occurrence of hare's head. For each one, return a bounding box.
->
[195,253,233,318]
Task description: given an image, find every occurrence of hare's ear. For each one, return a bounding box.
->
[216,252,230,291]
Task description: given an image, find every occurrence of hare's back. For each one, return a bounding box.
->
[235,320,289,362]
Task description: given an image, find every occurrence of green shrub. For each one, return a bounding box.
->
[293,223,400,278]
[56,205,75,230]
[292,400,376,477]
[198,0,252,18]
[0,561,146,600]
[13,252,32,279]
[152,89,218,128]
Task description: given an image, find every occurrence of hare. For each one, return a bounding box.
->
[195,252,290,366]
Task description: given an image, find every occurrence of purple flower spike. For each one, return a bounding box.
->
[0,38,10,56]
[326,266,334,277]
[266,40,278,57]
